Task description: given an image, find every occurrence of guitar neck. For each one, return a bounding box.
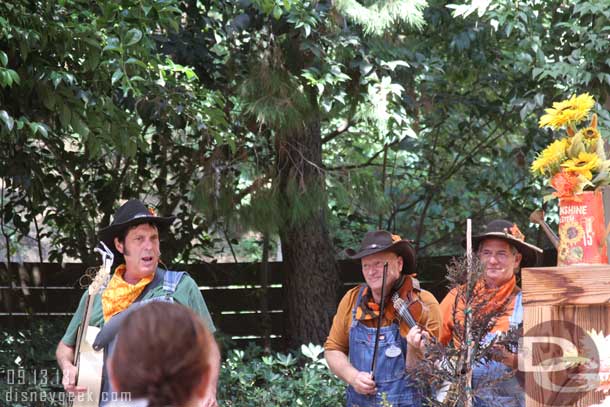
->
[73,294,91,366]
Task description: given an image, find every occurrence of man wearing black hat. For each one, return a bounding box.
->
[55,199,220,407]
[409,219,542,407]
[324,230,442,407]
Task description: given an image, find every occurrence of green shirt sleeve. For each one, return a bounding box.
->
[175,274,216,334]
[61,290,88,346]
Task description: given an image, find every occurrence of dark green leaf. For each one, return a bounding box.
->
[71,114,90,137]
[0,110,14,131]
[124,28,143,47]
[111,69,124,85]
[59,105,71,129]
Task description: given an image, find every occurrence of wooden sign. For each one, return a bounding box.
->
[522,265,610,407]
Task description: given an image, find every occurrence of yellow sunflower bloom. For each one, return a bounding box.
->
[531,138,568,175]
[559,221,585,245]
[578,126,601,140]
[561,151,601,180]
[577,126,602,153]
[539,93,595,129]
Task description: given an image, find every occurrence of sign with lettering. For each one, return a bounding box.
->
[558,190,608,265]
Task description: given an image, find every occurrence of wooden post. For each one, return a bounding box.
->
[522,265,610,406]
[464,219,473,407]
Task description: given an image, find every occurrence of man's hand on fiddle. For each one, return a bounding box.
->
[61,363,87,394]
[406,326,430,367]
[406,326,429,353]
[349,371,377,395]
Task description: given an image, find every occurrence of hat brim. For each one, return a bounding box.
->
[466,233,543,268]
[99,216,175,255]
[345,240,417,274]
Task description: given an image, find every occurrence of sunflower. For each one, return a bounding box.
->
[531,138,568,175]
[539,93,595,129]
[559,221,585,245]
[561,151,601,180]
[579,127,601,140]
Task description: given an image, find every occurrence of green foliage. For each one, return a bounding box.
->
[5,0,610,345]
[0,320,67,407]
[335,0,428,35]
[0,321,343,407]
[0,0,227,264]
[219,343,344,406]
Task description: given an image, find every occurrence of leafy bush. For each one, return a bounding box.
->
[0,319,66,407]
[219,343,345,407]
[1,320,345,406]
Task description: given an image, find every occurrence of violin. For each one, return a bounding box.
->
[390,275,433,339]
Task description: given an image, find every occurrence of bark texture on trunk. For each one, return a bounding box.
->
[277,116,341,348]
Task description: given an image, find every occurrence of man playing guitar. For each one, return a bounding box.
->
[55,199,220,407]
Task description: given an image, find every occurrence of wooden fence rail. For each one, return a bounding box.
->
[0,251,556,348]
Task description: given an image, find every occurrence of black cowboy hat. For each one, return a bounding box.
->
[345,230,417,274]
[99,199,175,253]
[467,219,543,268]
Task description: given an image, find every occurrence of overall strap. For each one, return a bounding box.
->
[162,270,186,300]
[509,290,523,328]
[134,268,165,301]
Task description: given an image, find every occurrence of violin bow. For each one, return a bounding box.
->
[370,262,388,379]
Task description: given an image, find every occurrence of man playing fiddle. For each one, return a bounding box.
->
[324,230,442,407]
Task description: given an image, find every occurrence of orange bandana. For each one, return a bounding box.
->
[444,275,518,345]
[101,264,155,321]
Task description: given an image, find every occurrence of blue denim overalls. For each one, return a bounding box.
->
[97,269,185,406]
[472,291,524,407]
[346,285,422,407]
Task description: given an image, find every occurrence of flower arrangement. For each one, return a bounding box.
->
[531,93,610,199]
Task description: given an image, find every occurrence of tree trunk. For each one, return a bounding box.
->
[277,116,341,348]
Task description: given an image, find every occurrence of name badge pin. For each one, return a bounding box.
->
[385,345,402,358]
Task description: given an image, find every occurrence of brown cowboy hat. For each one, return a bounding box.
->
[345,230,416,274]
[466,219,543,267]
[99,199,175,254]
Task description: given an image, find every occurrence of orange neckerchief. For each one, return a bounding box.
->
[101,264,155,321]
[475,275,518,315]
[355,275,414,323]
[452,275,518,332]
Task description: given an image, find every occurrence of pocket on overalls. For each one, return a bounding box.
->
[350,329,375,372]
[374,339,407,384]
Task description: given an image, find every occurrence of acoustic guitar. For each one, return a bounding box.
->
[71,242,113,407]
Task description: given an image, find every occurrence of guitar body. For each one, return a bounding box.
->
[74,326,103,407]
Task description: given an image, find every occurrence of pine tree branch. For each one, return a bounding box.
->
[321,118,354,144]
[323,137,401,171]
[232,174,272,205]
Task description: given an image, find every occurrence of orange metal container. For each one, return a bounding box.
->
[558,190,608,265]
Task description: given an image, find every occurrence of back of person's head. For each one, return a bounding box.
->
[109,302,214,407]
